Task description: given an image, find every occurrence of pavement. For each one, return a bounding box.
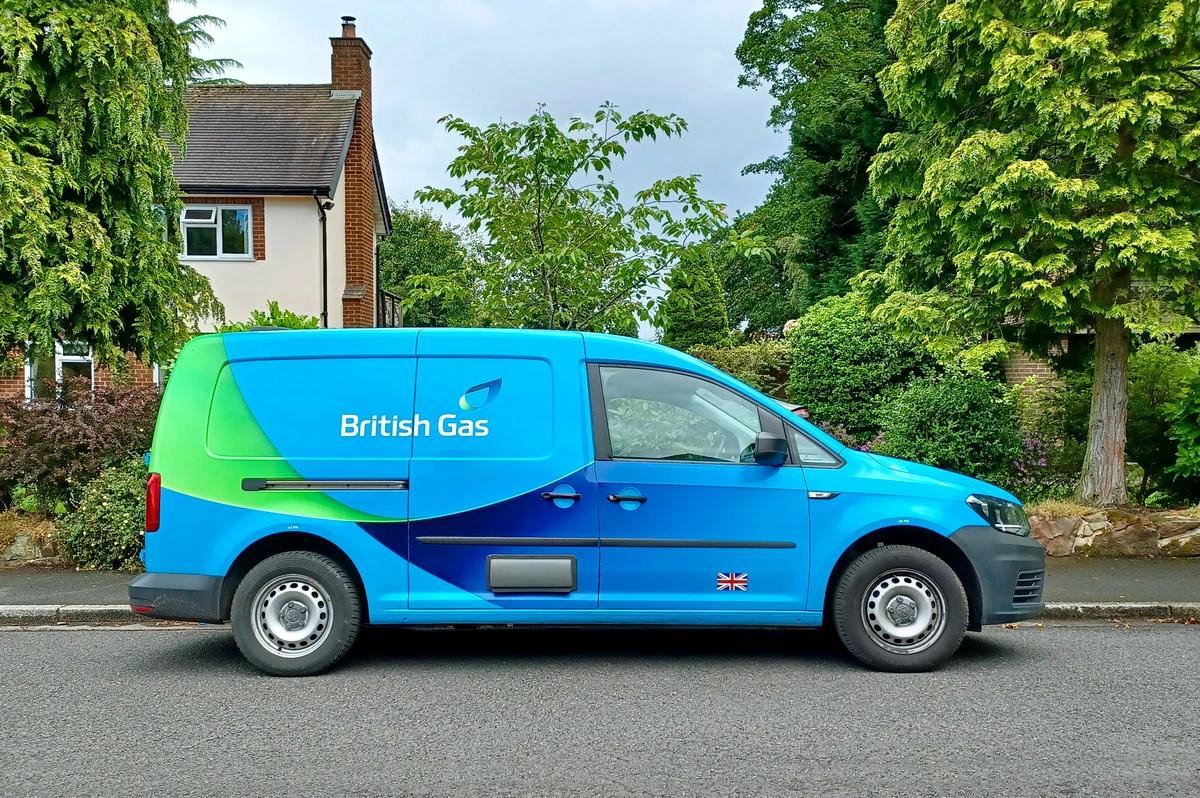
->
[1,622,1197,797]
[2,557,1198,624]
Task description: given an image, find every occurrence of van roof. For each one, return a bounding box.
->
[207,325,738,395]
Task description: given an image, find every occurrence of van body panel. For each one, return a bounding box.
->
[594,459,810,610]
[407,329,599,609]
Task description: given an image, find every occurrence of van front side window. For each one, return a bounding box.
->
[598,366,761,464]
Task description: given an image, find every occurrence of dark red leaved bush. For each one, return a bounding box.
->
[0,377,161,512]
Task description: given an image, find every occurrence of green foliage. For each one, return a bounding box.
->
[0,379,160,513]
[1128,343,1200,499]
[378,204,476,327]
[660,246,730,351]
[218,301,320,332]
[725,0,897,331]
[710,233,797,336]
[689,339,789,398]
[0,1,221,365]
[416,103,753,333]
[175,2,242,85]
[1168,374,1200,486]
[1009,375,1088,499]
[786,294,933,438]
[865,0,1200,503]
[57,458,147,571]
[875,374,1024,488]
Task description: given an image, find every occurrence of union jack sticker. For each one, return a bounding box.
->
[716,572,748,591]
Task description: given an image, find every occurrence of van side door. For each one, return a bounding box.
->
[407,330,599,610]
[591,364,811,612]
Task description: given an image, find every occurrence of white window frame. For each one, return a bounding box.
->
[179,203,254,260]
[22,344,161,401]
[24,342,95,401]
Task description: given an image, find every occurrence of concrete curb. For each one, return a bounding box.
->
[1042,601,1200,620]
[0,604,139,625]
[0,602,1197,626]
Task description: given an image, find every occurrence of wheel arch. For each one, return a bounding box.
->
[220,531,369,622]
[824,525,983,631]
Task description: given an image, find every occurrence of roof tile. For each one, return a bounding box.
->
[171,85,356,194]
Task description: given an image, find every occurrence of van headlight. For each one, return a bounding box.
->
[966,494,1030,536]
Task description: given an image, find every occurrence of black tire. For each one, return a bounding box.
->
[832,544,968,672]
[230,551,361,676]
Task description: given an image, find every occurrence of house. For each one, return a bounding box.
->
[178,16,393,330]
[1,16,396,400]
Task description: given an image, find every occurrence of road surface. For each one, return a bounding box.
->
[1,622,1196,797]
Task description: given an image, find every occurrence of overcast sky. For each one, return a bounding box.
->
[177,0,786,225]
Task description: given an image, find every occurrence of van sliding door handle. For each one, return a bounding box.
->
[607,493,647,504]
[541,491,582,501]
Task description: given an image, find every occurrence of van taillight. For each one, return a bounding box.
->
[145,473,161,532]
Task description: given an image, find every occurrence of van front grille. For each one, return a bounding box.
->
[1013,569,1044,605]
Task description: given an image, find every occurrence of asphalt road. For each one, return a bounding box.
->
[1,622,1197,798]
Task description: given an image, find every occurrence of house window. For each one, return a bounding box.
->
[180,205,252,259]
[25,342,94,400]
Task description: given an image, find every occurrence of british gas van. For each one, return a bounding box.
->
[129,328,1045,675]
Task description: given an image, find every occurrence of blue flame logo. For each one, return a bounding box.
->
[458,378,501,411]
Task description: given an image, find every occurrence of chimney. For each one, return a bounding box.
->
[330,15,378,327]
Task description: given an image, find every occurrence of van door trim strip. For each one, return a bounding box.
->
[416,536,596,547]
[599,538,797,549]
[415,535,795,549]
[241,478,409,492]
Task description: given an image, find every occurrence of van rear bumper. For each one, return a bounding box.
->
[128,572,224,623]
[949,524,1046,626]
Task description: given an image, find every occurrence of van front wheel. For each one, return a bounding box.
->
[832,545,967,672]
[231,551,361,676]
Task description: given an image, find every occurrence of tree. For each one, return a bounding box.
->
[866,0,1200,505]
[659,246,730,350]
[0,1,220,366]
[175,3,243,85]
[726,0,897,331]
[378,204,476,328]
[415,103,754,333]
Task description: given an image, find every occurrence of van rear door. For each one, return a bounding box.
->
[407,330,599,610]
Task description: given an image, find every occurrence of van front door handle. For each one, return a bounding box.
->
[607,493,647,504]
[541,491,582,501]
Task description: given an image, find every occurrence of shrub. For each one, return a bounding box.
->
[1009,375,1089,499]
[57,458,147,570]
[689,339,789,398]
[874,373,1023,488]
[1128,343,1200,500]
[218,300,320,331]
[786,295,933,438]
[660,247,730,351]
[0,378,160,513]
[1168,374,1200,495]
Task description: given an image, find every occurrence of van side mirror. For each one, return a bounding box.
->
[753,431,788,466]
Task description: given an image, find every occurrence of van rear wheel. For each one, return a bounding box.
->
[832,545,967,672]
[231,551,361,676]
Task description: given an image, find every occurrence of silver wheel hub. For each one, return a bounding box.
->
[885,595,918,626]
[861,569,947,655]
[279,600,308,631]
[251,575,332,659]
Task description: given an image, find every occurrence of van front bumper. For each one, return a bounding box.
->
[128,572,224,623]
[949,525,1046,626]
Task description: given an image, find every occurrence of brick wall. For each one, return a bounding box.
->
[181,195,266,260]
[0,353,157,399]
[331,18,377,328]
[1002,350,1056,385]
[0,367,23,398]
